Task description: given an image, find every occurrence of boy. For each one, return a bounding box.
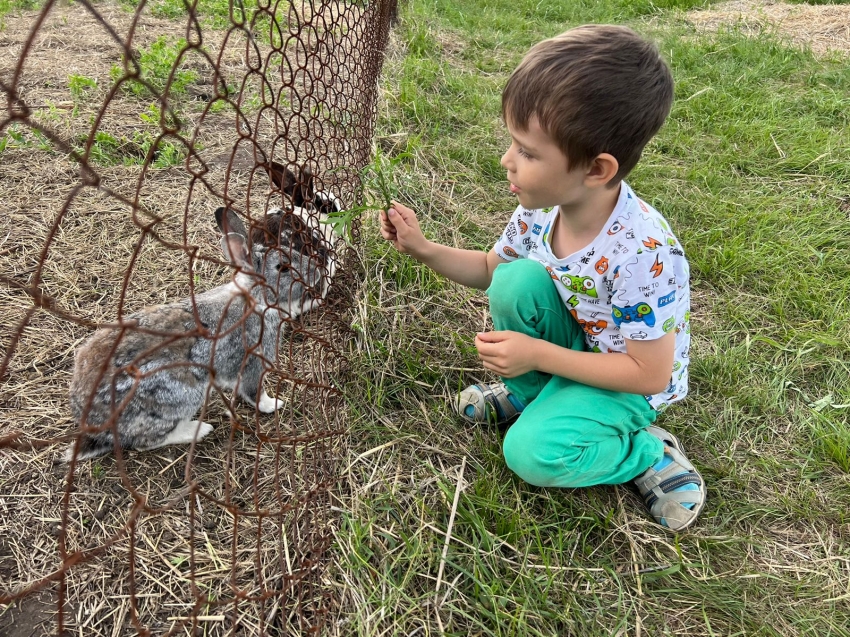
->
[379,25,704,531]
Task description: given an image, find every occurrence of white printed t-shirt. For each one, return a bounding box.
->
[492,182,691,410]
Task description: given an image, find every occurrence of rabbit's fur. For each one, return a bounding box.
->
[66,203,338,462]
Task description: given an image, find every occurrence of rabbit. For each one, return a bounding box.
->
[263,160,342,279]
[65,205,339,462]
[263,161,344,218]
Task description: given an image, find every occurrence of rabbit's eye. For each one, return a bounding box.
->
[276,262,290,272]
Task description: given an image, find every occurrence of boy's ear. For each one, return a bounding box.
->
[584,153,619,187]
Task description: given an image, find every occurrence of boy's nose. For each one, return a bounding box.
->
[500,149,512,170]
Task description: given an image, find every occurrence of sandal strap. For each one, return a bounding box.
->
[645,484,703,509]
[648,495,705,532]
[634,445,697,491]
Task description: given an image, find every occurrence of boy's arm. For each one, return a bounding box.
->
[380,201,505,290]
[475,329,676,396]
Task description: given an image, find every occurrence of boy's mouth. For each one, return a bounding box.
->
[509,183,521,194]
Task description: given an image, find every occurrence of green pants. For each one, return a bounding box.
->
[489,259,664,488]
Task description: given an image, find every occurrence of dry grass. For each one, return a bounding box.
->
[0,0,388,634]
[687,0,850,57]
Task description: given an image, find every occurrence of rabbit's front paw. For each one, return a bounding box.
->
[257,392,283,413]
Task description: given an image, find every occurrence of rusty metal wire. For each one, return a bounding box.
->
[0,0,396,634]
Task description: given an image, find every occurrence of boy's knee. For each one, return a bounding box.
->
[489,259,552,316]
[503,425,583,488]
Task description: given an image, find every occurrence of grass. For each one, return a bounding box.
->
[2,0,848,633]
[0,0,38,28]
[62,76,187,167]
[332,0,850,635]
[111,34,198,98]
[75,127,186,167]
[118,0,275,32]
[73,102,188,167]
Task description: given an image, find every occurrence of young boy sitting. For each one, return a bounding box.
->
[378,24,705,531]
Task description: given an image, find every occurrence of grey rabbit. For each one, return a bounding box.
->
[65,204,338,461]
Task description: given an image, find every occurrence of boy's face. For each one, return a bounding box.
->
[501,116,588,211]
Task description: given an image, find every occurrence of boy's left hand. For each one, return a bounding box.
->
[474,331,537,378]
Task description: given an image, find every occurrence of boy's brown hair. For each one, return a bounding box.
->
[502,25,674,184]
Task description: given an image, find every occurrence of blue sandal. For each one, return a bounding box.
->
[456,382,524,425]
[633,425,706,532]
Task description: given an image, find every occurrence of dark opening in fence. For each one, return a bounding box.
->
[0,0,397,634]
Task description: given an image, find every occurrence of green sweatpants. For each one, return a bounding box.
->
[489,258,664,488]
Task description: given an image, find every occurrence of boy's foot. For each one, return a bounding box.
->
[633,425,705,532]
[456,382,524,425]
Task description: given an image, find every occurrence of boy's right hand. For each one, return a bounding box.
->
[379,201,428,257]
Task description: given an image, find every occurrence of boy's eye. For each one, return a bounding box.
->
[517,147,532,159]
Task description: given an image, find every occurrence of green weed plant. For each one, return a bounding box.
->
[111,35,197,99]
[323,145,413,244]
[74,105,186,168]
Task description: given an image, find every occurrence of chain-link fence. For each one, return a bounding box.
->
[0,0,397,633]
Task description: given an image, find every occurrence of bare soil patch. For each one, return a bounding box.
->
[687,0,850,56]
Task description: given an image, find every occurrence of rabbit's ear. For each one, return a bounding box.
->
[264,161,313,207]
[298,165,315,207]
[216,207,253,271]
[266,161,298,196]
[220,233,253,272]
[215,206,248,238]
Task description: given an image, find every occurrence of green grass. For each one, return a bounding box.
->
[72,102,187,167]
[0,122,55,155]
[75,127,185,167]
[117,0,272,31]
[334,0,850,635]
[0,0,37,28]
[111,34,198,98]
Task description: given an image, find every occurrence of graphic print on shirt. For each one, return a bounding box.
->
[569,308,608,336]
[560,272,598,298]
[595,256,609,275]
[611,302,656,328]
[492,183,692,411]
[505,221,517,244]
[649,254,664,278]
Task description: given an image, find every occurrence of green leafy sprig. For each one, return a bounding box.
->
[322,145,412,244]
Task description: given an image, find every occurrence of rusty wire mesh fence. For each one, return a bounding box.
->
[0,0,397,633]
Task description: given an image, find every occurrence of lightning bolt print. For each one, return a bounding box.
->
[650,254,663,278]
[643,237,662,249]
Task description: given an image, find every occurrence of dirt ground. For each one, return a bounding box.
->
[687,0,850,57]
